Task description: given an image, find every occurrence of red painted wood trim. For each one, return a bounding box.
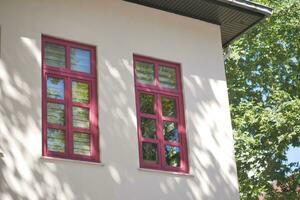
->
[133,54,189,173]
[42,35,100,163]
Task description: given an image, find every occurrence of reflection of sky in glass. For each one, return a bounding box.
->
[71,48,91,73]
[165,145,180,153]
[47,77,64,99]
[165,145,180,167]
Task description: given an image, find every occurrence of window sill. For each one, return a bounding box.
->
[138,168,194,177]
[40,156,104,166]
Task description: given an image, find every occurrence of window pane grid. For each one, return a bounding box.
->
[42,36,99,162]
[139,113,157,119]
[44,67,96,79]
[47,98,65,104]
[161,116,178,122]
[140,137,159,143]
[72,102,90,108]
[43,41,95,76]
[135,85,181,97]
[47,124,66,130]
[134,55,188,173]
[72,127,91,134]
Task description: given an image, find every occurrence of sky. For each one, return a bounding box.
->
[286,146,300,163]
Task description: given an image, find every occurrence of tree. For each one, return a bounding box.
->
[225,0,300,199]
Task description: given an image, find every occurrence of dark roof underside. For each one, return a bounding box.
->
[123,0,272,47]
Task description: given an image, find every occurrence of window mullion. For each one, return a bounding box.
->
[154,62,159,88]
[65,77,73,157]
[65,46,72,157]
[156,93,164,169]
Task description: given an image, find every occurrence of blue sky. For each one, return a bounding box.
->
[287,146,300,163]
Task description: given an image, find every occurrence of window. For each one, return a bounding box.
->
[134,55,189,173]
[42,35,99,162]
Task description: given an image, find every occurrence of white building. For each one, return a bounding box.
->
[0,0,271,200]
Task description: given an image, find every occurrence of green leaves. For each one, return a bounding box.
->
[225,0,300,199]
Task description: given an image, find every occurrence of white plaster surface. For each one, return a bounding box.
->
[0,0,240,199]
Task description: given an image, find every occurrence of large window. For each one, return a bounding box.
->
[134,55,189,173]
[42,35,99,162]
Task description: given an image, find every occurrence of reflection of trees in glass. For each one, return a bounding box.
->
[163,122,179,142]
[159,66,177,89]
[72,107,89,129]
[136,61,155,84]
[45,43,65,67]
[162,96,176,117]
[71,48,91,73]
[142,142,158,163]
[47,128,65,152]
[140,93,155,114]
[47,77,64,99]
[165,145,180,167]
[141,118,157,139]
[72,81,89,103]
[47,103,65,125]
[73,133,91,155]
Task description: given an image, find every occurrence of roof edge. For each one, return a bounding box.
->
[223,16,265,48]
[215,0,272,16]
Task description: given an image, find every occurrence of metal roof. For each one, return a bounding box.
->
[123,0,272,47]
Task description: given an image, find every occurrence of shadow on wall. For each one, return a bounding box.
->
[0,35,239,200]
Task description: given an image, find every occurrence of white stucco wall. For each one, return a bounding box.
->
[0,0,240,200]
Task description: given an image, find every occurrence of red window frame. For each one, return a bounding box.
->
[134,54,189,173]
[42,35,100,162]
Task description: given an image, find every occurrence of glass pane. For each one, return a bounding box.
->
[141,118,156,139]
[165,145,181,167]
[162,96,177,117]
[47,128,65,152]
[47,77,64,100]
[73,106,89,129]
[71,48,91,73]
[140,93,155,114]
[73,132,91,156]
[163,122,179,142]
[142,142,159,164]
[72,81,89,103]
[47,103,65,125]
[159,66,177,89]
[45,43,66,67]
[136,61,155,85]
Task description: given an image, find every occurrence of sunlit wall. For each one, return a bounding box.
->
[0,0,240,199]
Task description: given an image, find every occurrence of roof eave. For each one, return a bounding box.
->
[216,0,272,16]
